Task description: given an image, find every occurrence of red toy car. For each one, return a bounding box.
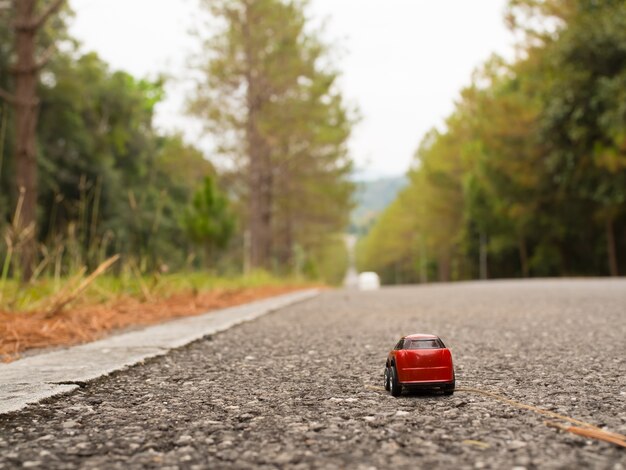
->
[384,334,455,397]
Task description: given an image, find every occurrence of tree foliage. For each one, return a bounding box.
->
[190,0,354,275]
[358,0,626,283]
[1,0,354,283]
[1,41,215,274]
[183,176,236,267]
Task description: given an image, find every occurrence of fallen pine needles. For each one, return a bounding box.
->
[545,421,626,449]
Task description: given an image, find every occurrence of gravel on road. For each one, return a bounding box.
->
[0,280,625,469]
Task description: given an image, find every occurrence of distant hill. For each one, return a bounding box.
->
[350,175,407,235]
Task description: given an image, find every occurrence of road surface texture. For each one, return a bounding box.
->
[1,280,624,469]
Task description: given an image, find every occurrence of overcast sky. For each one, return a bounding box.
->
[69,0,515,178]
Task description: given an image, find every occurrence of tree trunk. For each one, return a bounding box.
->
[245,103,272,270]
[479,231,488,280]
[4,0,65,280]
[518,235,530,278]
[419,235,428,283]
[13,0,40,280]
[606,217,618,277]
[276,206,294,270]
[273,145,293,271]
[243,3,272,270]
[204,243,213,270]
[438,253,451,282]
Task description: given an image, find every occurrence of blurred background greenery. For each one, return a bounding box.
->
[0,0,353,299]
[357,0,626,283]
[1,0,625,303]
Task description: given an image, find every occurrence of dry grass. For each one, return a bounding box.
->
[0,285,309,361]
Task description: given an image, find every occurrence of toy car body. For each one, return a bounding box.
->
[384,334,455,397]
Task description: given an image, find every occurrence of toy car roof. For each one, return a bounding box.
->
[403,334,440,340]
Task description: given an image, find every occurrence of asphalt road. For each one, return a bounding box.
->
[1,280,625,469]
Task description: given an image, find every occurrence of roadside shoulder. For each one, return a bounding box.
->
[0,289,319,415]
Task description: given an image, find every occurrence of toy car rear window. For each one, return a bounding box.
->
[404,339,444,349]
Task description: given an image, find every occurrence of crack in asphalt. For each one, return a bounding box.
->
[50,382,89,389]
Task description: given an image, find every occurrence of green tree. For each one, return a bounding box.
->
[2,6,231,278]
[360,0,626,282]
[37,52,169,270]
[538,0,626,275]
[183,176,236,268]
[460,56,546,278]
[190,0,354,272]
[1,43,216,274]
[0,0,68,279]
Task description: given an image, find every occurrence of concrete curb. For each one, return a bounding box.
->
[0,289,320,415]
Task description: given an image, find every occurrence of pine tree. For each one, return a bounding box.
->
[183,176,235,268]
[0,0,67,280]
[190,0,354,272]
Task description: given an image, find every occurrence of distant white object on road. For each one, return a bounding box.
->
[358,272,381,291]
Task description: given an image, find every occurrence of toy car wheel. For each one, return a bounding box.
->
[389,365,402,397]
[384,366,390,391]
[444,379,455,396]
